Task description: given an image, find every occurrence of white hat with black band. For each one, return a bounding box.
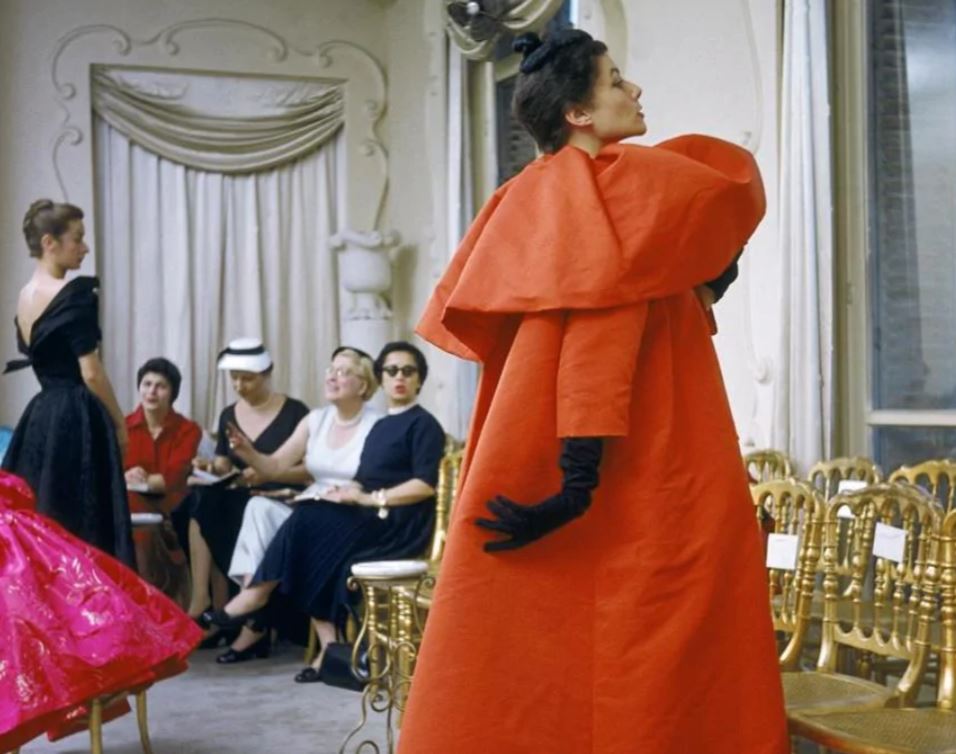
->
[216,337,273,373]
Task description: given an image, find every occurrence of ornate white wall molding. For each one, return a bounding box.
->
[48,17,388,233]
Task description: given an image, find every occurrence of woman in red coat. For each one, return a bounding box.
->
[399,30,787,754]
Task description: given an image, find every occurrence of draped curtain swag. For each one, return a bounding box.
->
[91,66,344,174]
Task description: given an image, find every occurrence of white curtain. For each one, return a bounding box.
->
[94,118,339,428]
[446,45,479,439]
[772,0,834,469]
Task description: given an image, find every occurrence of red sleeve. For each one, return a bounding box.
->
[556,304,648,438]
[123,420,150,470]
[161,419,202,507]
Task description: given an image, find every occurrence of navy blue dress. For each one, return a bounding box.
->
[2,277,134,567]
[254,404,445,626]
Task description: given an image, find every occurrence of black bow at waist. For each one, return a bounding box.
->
[3,357,32,374]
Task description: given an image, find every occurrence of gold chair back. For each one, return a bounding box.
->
[817,482,941,705]
[751,480,825,670]
[744,449,795,483]
[427,449,464,564]
[889,459,956,514]
[938,509,956,710]
[806,456,882,500]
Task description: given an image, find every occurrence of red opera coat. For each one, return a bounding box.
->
[400,136,788,753]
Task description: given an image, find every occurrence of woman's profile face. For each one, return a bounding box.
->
[44,219,89,270]
[572,54,646,143]
[229,370,268,401]
[139,372,173,414]
[323,353,365,403]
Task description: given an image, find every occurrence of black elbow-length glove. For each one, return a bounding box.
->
[704,251,742,303]
[476,437,603,552]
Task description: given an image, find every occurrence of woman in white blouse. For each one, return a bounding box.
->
[216,346,381,663]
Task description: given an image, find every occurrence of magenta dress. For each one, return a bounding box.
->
[0,471,202,751]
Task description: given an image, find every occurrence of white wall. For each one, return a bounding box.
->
[0,0,784,452]
[578,0,782,450]
[0,0,426,425]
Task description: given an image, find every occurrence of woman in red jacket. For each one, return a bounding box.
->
[123,357,201,604]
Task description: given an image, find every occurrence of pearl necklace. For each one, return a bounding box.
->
[333,409,363,428]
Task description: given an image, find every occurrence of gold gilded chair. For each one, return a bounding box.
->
[890,459,956,514]
[7,687,156,754]
[751,480,825,670]
[304,447,465,664]
[781,483,942,718]
[807,457,883,500]
[789,508,956,753]
[744,449,795,483]
[337,448,464,750]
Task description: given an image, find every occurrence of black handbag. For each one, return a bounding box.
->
[318,642,368,692]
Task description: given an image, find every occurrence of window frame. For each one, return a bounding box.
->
[833,0,956,464]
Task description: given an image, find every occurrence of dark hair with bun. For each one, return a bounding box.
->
[22,199,84,258]
[512,29,608,153]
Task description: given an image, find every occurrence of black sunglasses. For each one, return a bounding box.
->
[382,365,419,378]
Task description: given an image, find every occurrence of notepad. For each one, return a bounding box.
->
[188,469,241,488]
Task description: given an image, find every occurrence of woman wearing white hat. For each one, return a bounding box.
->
[185,337,310,640]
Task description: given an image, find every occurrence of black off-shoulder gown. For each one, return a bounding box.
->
[2,276,134,567]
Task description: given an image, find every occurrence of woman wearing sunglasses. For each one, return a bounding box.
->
[200,341,445,680]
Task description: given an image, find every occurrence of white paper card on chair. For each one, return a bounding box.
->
[766,533,800,571]
[837,479,868,494]
[873,523,907,563]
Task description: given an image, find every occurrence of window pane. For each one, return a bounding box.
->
[870,0,956,410]
[873,426,956,472]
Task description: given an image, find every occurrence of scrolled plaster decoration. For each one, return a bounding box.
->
[51,25,133,100]
[48,19,390,232]
[305,40,389,230]
[149,18,289,61]
[51,127,84,204]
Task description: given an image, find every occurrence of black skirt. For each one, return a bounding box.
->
[2,382,134,568]
[189,486,254,575]
[253,499,435,626]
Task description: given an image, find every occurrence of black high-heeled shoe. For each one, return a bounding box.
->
[197,607,264,631]
[197,626,240,650]
[216,634,270,664]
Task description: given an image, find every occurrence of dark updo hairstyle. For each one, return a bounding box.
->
[137,357,183,404]
[374,341,429,394]
[512,29,608,154]
[22,199,84,258]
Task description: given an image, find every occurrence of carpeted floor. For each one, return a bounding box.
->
[20,643,389,754]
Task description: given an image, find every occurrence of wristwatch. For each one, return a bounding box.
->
[373,489,389,520]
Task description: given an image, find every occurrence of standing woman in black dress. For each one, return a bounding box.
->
[2,199,134,566]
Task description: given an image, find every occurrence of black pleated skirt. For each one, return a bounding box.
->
[253,499,435,626]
